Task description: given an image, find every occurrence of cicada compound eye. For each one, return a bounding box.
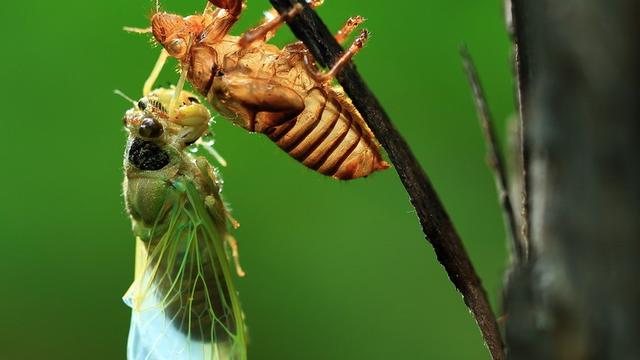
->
[139,117,164,138]
[167,38,187,58]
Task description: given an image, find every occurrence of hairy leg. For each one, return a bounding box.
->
[335,16,365,44]
[238,3,303,48]
[200,0,244,44]
[312,29,369,83]
[208,0,243,17]
[224,234,245,277]
[237,0,328,48]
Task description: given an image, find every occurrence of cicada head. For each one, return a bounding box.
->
[123,88,211,148]
[151,13,205,60]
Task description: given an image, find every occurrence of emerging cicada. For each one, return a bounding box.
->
[121,85,247,360]
[136,0,389,180]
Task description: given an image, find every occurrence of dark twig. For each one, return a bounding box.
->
[507,0,531,116]
[269,1,504,358]
[460,46,525,263]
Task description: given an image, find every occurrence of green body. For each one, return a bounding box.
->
[122,89,246,360]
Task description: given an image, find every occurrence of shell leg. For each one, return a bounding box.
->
[238,0,329,48]
[238,3,303,47]
[208,0,243,17]
[200,0,244,44]
[313,29,369,83]
[335,16,365,44]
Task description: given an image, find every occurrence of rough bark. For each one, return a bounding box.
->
[504,1,640,359]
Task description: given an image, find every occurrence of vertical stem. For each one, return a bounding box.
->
[461,46,524,263]
[505,1,640,358]
[507,0,531,258]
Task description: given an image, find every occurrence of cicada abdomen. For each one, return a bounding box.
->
[262,88,387,180]
[144,0,389,180]
[122,87,247,360]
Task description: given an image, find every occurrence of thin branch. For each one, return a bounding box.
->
[506,0,531,260]
[269,1,504,358]
[460,46,525,263]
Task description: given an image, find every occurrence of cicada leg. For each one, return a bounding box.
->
[199,0,245,44]
[238,3,303,48]
[311,29,369,83]
[224,234,245,277]
[194,158,246,278]
[335,16,365,44]
[208,0,244,17]
[238,0,328,48]
[195,157,240,228]
[226,213,240,229]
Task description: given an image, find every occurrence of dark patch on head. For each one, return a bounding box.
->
[188,96,200,104]
[137,100,147,111]
[128,138,170,170]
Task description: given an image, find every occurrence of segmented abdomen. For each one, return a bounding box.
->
[265,88,388,180]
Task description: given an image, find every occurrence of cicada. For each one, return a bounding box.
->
[121,85,247,360]
[131,0,389,180]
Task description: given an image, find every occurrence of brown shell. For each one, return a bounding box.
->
[265,87,389,179]
[151,10,389,180]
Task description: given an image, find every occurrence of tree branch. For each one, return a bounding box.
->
[460,46,524,264]
[269,1,504,358]
[504,1,640,358]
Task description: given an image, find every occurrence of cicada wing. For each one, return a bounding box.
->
[124,179,247,360]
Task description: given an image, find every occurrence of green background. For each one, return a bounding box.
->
[0,0,513,358]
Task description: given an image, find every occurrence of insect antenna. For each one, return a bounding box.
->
[122,26,152,34]
[113,89,137,105]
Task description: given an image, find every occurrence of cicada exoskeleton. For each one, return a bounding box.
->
[121,86,247,360]
[133,0,389,180]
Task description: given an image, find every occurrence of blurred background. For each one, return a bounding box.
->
[0,0,513,358]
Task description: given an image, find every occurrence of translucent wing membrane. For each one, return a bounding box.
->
[124,179,246,360]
